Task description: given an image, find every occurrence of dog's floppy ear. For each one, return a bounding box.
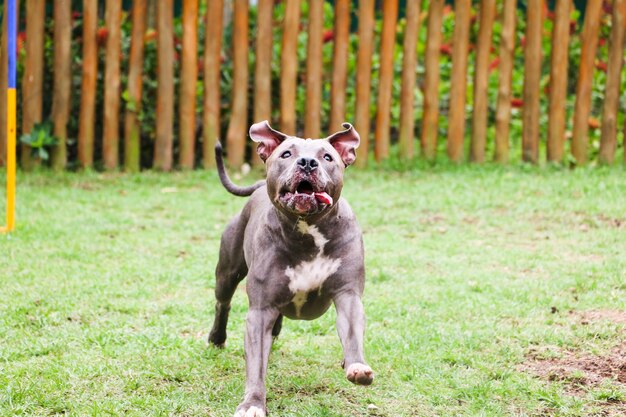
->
[326,123,360,167]
[249,121,288,162]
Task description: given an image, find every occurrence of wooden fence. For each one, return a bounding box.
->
[1,0,626,171]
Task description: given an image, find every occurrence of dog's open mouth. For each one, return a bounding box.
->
[278,179,333,214]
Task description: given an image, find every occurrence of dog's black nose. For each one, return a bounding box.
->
[297,157,318,172]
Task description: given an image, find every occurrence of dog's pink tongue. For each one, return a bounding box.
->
[314,192,333,205]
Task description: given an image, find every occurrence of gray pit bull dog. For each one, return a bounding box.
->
[209,121,373,417]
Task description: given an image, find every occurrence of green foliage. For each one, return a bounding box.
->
[18,121,58,161]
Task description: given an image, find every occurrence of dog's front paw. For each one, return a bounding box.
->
[234,405,266,417]
[346,363,374,385]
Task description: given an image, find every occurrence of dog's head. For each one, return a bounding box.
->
[249,121,360,217]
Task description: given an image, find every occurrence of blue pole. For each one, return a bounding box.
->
[7,0,16,89]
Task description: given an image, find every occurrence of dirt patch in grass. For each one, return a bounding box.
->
[578,310,626,326]
[521,342,626,389]
[520,310,626,416]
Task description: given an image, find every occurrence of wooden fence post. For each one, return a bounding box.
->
[571,0,602,165]
[494,0,517,163]
[470,0,496,163]
[154,0,174,171]
[329,0,350,132]
[252,0,273,166]
[226,0,249,167]
[521,0,543,163]
[103,0,122,170]
[51,0,72,171]
[123,0,147,172]
[179,0,198,169]
[398,0,422,160]
[446,0,471,162]
[374,0,398,162]
[21,0,45,170]
[354,0,375,167]
[598,0,626,164]
[547,0,571,163]
[280,0,301,135]
[420,0,443,161]
[202,0,224,168]
[304,0,323,138]
[78,0,98,169]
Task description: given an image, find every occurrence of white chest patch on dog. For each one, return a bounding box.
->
[286,221,341,317]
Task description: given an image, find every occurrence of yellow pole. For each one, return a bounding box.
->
[2,88,16,232]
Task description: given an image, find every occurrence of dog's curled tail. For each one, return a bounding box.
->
[215,141,265,197]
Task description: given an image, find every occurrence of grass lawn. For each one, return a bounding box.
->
[1,165,625,416]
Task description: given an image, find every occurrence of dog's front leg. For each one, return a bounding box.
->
[334,292,374,385]
[234,308,279,417]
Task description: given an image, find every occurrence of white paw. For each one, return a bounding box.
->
[346,362,374,385]
[234,406,265,417]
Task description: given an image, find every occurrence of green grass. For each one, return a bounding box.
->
[1,165,625,416]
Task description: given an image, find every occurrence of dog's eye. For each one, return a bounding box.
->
[323,154,333,162]
[280,151,291,159]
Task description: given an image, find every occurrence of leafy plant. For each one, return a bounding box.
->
[19,121,58,161]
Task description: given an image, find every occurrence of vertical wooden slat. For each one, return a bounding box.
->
[470,0,496,163]
[202,0,224,168]
[446,0,471,162]
[123,0,147,172]
[0,1,9,167]
[252,0,273,166]
[179,0,198,169]
[571,0,602,165]
[103,0,122,170]
[329,0,350,132]
[521,0,543,163]
[420,0,444,161]
[494,0,517,163]
[154,0,174,171]
[398,0,422,160]
[598,0,626,164]
[304,0,323,138]
[225,0,249,167]
[51,0,72,170]
[78,0,98,169]
[374,0,398,161]
[547,0,571,162]
[21,0,45,170]
[280,0,300,135]
[354,0,375,167]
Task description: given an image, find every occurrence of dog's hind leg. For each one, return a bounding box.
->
[271,314,283,338]
[209,216,248,347]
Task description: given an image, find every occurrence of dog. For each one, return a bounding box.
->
[209,121,373,417]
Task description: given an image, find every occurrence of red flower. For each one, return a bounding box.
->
[17,31,25,54]
[439,43,452,56]
[602,0,613,14]
[569,20,577,34]
[488,57,500,72]
[511,98,524,108]
[546,10,555,20]
[96,27,108,46]
[520,36,526,48]
[443,5,453,16]
[71,11,81,20]
[595,60,608,72]
[144,29,157,43]
[598,38,606,47]
[588,117,600,129]
[322,30,333,44]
